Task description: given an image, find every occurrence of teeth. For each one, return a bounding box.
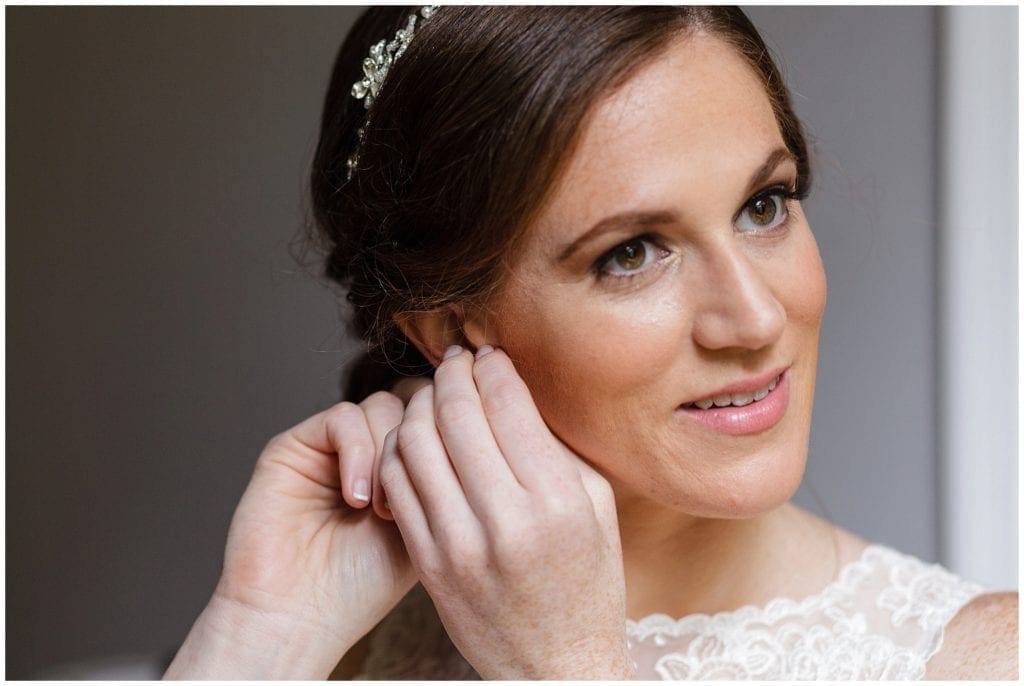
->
[687,375,780,410]
[732,392,755,407]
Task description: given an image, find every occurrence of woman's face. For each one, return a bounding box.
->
[478,33,827,518]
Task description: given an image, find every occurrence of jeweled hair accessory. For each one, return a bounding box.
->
[346,5,439,180]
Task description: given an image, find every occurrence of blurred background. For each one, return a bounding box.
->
[6,5,1017,679]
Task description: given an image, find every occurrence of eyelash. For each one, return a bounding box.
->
[593,182,806,283]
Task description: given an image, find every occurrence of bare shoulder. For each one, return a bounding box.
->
[925,591,1019,680]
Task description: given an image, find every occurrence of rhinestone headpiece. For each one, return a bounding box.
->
[346,5,439,181]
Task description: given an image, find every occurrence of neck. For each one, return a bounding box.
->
[612,486,835,621]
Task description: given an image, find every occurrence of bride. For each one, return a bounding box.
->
[165,6,1017,680]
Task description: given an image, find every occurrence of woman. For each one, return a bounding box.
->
[165,6,1017,680]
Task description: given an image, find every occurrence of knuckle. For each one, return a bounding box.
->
[537,484,594,529]
[360,391,404,418]
[432,352,466,382]
[485,379,523,414]
[326,400,364,424]
[262,431,290,455]
[395,419,432,456]
[325,402,373,462]
[406,383,434,409]
[434,392,478,433]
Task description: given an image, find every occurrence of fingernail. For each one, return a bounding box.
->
[475,344,495,359]
[353,478,370,502]
[443,344,463,360]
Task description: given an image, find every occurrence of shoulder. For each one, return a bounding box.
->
[924,590,1019,680]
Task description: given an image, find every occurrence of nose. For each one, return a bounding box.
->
[691,244,786,352]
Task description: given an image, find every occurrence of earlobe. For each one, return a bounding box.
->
[395,305,496,366]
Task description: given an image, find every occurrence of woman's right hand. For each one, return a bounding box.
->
[164,390,418,679]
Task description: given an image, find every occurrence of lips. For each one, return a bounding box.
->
[683,373,782,410]
[676,367,791,435]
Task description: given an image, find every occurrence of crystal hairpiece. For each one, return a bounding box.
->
[346,5,439,180]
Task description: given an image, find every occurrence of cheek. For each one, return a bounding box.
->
[784,229,827,330]
[487,230,827,517]
[490,273,690,459]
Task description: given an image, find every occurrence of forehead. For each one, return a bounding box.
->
[536,32,784,234]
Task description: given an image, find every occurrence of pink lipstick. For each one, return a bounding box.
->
[675,368,790,435]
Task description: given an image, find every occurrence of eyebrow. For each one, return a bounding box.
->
[555,146,797,263]
[745,147,797,197]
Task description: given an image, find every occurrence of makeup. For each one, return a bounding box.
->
[675,369,790,435]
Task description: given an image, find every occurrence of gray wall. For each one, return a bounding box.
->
[3,6,997,678]
[746,6,942,562]
[7,7,362,677]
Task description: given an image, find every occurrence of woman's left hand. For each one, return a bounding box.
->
[377,345,635,680]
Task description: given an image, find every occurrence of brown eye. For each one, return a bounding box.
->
[748,196,777,225]
[614,240,647,271]
[737,191,789,233]
[596,237,663,279]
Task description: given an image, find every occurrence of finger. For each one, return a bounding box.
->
[377,427,437,570]
[361,391,406,445]
[397,385,480,540]
[331,404,377,509]
[357,392,405,519]
[431,346,521,514]
[472,346,572,490]
[280,401,378,504]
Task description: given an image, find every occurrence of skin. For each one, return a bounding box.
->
[483,33,824,522]
[456,32,841,621]
[379,31,844,675]
[166,31,1018,680]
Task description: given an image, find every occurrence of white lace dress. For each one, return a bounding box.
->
[355,544,987,680]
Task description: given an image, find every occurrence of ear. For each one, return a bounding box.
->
[396,305,494,367]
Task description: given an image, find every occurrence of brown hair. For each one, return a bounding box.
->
[308,6,811,401]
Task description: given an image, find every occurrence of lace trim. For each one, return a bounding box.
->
[625,544,988,680]
[357,545,987,680]
[625,543,882,641]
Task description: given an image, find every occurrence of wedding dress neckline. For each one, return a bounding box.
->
[625,542,881,632]
[622,543,987,680]
[355,541,987,680]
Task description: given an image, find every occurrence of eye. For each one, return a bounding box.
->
[596,236,663,278]
[736,187,793,233]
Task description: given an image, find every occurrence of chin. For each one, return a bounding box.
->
[628,441,809,520]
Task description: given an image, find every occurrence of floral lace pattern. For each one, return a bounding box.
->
[355,545,986,680]
[626,545,986,680]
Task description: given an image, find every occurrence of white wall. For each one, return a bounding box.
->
[935,6,1018,590]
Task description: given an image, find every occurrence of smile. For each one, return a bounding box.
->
[683,375,780,409]
[676,368,791,435]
